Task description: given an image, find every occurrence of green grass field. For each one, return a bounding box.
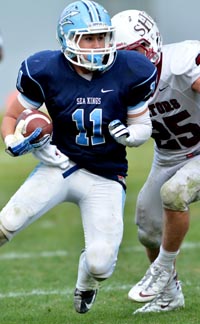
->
[0,137,199,324]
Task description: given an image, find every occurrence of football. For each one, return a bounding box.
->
[16,109,53,142]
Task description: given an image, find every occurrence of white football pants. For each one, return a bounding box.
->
[0,160,125,279]
[135,153,200,249]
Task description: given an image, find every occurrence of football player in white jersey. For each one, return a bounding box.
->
[112,10,200,313]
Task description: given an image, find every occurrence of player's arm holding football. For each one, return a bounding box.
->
[1,90,69,168]
[1,93,46,157]
[1,60,53,157]
[1,92,24,137]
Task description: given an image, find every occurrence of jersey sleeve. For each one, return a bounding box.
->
[170,40,200,84]
[16,56,45,107]
[126,53,157,107]
[130,68,157,104]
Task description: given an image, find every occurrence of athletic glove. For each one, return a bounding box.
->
[31,134,51,149]
[108,119,130,146]
[4,119,43,157]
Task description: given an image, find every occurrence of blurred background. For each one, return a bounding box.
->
[0,0,200,109]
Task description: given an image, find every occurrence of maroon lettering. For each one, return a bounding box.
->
[151,110,200,149]
[134,12,154,36]
[149,99,180,117]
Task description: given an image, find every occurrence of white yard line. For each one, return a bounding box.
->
[0,241,199,260]
[0,242,198,300]
[0,285,132,299]
[0,250,68,260]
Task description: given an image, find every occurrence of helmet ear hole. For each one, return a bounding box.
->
[56,1,116,72]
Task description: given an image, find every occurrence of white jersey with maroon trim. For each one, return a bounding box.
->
[149,40,200,164]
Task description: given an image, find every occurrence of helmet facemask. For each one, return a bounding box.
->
[117,38,160,65]
[57,1,117,72]
[62,26,116,71]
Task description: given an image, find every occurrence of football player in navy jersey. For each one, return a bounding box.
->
[0,1,156,314]
[112,10,200,313]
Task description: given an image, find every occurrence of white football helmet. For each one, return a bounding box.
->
[57,0,116,72]
[112,10,162,65]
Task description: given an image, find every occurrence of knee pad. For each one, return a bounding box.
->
[85,242,117,280]
[160,180,188,211]
[138,228,161,249]
[0,202,30,232]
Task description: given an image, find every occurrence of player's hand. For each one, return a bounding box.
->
[108,119,129,146]
[4,120,42,156]
[32,133,51,149]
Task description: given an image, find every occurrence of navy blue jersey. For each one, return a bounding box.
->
[16,50,157,178]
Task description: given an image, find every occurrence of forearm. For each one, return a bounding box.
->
[1,92,24,140]
[126,123,152,147]
[125,104,152,147]
[108,101,152,147]
[1,116,17,140]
